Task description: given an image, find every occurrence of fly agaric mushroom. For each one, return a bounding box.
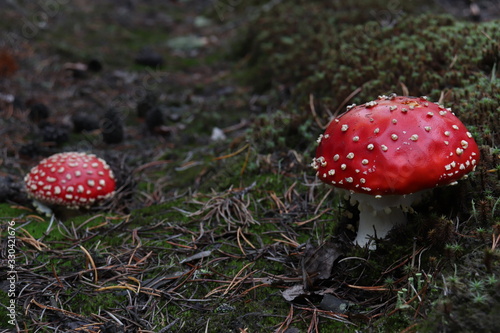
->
[312,94,479,249]
[24,152,116,210]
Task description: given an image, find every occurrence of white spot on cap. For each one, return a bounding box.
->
[427,112,434,117]
[334,154,340,161]
[444,131,450,137]
[346,153,354,159]
[381,145,388,151]
[401,108,408,113]
[65,174,72,180]
[374,128,380,134]
[341,124,349,132]
[328,169,335,176]
[392,119,397,124]
[362,159,369,165]
[311,160,319,170]
[66,186,74,193]
[341,164,347,170]
[461,140,468,149]
[75,170,81,177]
[77,185,84,193]
[46,177,57,183]
[390,105,397,111]
[88,179,95,187]
[452,125,459,130]
[410,134,419,141]
[54,186,61,194]
[367,144,374,150]
[346,104,356,111]
[466,132,472,138]
[456,148,463,155]
[99,179,106,187]
[424,126,431,132]
[391,134,398,141]
[352,136,359,142]
[345,177,353,183]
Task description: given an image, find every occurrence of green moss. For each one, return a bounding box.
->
[0,290,17,328]
[235,3,499,110]
[63,290,128,317]
[0,203,27,218]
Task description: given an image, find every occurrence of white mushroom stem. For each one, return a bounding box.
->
[354,204,406,250]
[347,191,424,249]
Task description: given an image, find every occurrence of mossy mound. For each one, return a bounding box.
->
[235,2,499,120]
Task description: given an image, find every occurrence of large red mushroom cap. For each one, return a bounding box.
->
[312,95,480,248]
[312,95,479,196]
[24,152,116,209]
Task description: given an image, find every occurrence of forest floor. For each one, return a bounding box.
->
[1,1,500,332]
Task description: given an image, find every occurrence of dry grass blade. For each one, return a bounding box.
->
[189,184,259,228]
[223,262,255,295]
[295,208,332,226]
[273,233,300,248]
[237,227,256,251]
[79,245,98,284]
[275,304,294,333]
[309,94,326,129]
[18,228,48,250]
[213,143,250,161]
[30,298,85,318]
[269,191,287,214]
[332,86,363,119]
[307,309,319,333]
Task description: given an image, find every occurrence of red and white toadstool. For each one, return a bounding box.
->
[312,94,480,249]
[24,152,116,210]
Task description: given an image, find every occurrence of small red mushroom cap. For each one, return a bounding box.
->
[24,152,116,208]
[312,95,480,195]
